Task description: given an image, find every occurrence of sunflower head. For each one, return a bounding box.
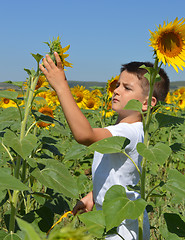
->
[45,36,73,69]
[107,75,119,98]
[36,106,54,128]
[35,75,49,90]
[70,85,90,108]
[149,18,185,72]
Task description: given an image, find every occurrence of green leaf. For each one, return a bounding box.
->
[164,213,185,237]
[64,143,88,160]
[155,113,185,128]
[31,160,78,198]
[3,130,37,159]
[123,99,143,113]
[88,136,130,154]
[31,53,43,64]
[137,142,171,165]
[3,129,24,159]
[166,169,185,200]
[3,81,24,88]
[102,185,147,231]
[3,233,22,240]
[0,90,18,100]
[21,134,38,158]
[16,217,41,240]
[159,225,182,240]
[79,210,105,238]
[0,169,29,191]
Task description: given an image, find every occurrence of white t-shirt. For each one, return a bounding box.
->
[92,122,143,207]
[92,122,150,240]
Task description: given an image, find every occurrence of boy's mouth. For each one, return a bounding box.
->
[112,98,119,103]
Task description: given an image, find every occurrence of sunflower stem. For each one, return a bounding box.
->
[138,57,159,240]
[9,70,40,233]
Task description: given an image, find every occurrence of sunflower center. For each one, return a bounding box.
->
[86,99,95,108]
[4,98,10,104]
[158,31,183,57]
[76,93,83,102]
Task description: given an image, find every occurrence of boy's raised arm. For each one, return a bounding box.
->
[39,52,112,146]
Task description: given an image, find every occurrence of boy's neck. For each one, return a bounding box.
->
[116,113,142,124]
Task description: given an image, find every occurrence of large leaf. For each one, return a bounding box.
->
[0,90,18,100]
[3,130,38,159]
[102,185,147,231]
[0,169,29,191]
[0,107,20,121]
[166,169,185,200]
[164,213,185,237]
[64,143,89,160]
[137,142,171,165]
[16,217,41,240]
[79,210,105,238]
[88,136,130,154]
[31,159,78,198]
[123,99,143,113]
[155,113,185,128]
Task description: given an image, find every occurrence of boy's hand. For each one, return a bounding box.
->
[73,192,94,216]
[39,52,66,92]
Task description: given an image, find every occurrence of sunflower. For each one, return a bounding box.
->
[84,95,102,110]
[101,100,115,118]
[0,89,17,108]
[45,36,73,69]
[35,75,49,90]
[149,18,185,72]
[107,75,119,98]
[36,106,54,128]
[70,85,90,108]
[0,98,17,108]
[46,90,60,108]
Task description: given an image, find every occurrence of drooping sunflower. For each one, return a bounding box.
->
[23,75,49,91]
[35,75,49,90]
[149,18,185,72]
[70,85,90,108]
[107,75,119,98]
[36,106,54,128]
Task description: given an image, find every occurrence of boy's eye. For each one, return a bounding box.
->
[115,83,120,88]
[125,86,131,90]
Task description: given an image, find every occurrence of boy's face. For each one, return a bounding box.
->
[112,70,147,116]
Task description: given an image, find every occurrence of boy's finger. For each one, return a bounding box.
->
[54,52,63,69]
[39,64,47,74]
[45,54,56,69]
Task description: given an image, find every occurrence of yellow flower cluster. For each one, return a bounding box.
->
[165,87,185,110]
[70,85,102,110]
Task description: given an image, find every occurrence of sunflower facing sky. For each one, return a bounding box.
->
[45,36,73,70]
[149,18,185,72]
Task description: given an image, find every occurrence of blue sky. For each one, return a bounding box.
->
[1,0,185,83]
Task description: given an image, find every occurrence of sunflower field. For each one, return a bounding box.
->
[0,18,185,240]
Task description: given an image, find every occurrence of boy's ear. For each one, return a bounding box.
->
[142,96,157,111]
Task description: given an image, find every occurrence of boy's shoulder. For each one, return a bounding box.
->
[106,121,143,138]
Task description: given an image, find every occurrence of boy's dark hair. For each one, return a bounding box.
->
[121,61,170,102]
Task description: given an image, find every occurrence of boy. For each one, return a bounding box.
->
[39,53,169,239]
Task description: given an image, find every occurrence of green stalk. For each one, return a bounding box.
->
[138,58,159,240]
[9,74,39,233]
